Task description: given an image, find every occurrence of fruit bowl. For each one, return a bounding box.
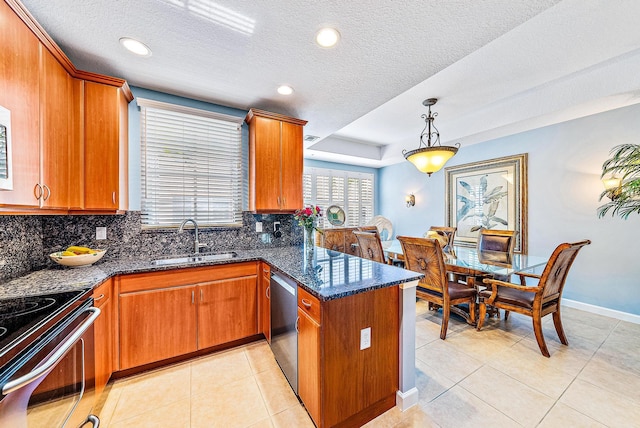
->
[50,249,107,268]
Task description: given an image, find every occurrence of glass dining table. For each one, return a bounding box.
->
[382,239,548,278]
[382,239,549,323]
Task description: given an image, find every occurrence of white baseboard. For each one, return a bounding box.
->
[396,387,419,411]
[562,299,640,324]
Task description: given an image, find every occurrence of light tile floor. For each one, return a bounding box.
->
[96,301,640,427]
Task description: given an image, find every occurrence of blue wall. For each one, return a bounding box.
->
[379,103,640,316]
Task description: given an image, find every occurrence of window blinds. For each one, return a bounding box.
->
[138,98,244,228]
[303,167,374,228]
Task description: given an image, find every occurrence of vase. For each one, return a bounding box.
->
[305,226,315,251]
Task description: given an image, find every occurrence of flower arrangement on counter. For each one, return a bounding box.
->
[294,205,323,231]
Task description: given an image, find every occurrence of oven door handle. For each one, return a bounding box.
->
[2,307,101,395]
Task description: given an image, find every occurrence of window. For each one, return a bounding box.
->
[138,98,244,228]
[303,167,374,228]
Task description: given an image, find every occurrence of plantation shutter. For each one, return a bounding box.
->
[303,167,374,227]
[138,98,244,228]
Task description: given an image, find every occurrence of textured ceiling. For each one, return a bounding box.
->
[19,0,640,167]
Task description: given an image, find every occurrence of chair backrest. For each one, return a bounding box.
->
[477,229,517,255]
[538,240,591,300]
[367,215,393,241]
[357,225,379,235]
[397,236,448,294]
[425,226,456,252]
[353,230,386,263]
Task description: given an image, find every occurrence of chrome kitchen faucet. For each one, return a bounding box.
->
[178,218,207,254]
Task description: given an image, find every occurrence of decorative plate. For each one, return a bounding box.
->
[326,205,346,226]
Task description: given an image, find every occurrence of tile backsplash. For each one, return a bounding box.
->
[1,211,302,283]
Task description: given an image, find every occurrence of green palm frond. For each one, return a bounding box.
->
[597,144,640,219]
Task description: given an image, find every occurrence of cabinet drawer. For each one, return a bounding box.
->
[298,287,321,323]
[93,278,112,308]
[119,262,258,293]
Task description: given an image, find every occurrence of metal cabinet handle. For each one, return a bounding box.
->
[263,268,269,274]
[42,184,51,201]
[33,183,43,200]
[2,307,101,395]
[301,298,312,309]
[191,290,195,304]
[277,196,281,207]
[94,293,105,301]
[295,316,299,333]
[112,192,116,204]
[266,286,270,299]
[200,289,203,302]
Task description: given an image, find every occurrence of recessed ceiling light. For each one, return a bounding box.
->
[315,27,340,48]
[277,85,294,95]
[119,37,152,57]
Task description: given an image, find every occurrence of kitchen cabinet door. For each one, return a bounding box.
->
[0,1,40,208]
[297,307,321,426]
[280,121,304,211]
[260,263,271,342]
[83,81,128,211]
[119,285,197,370]
[39,45,71,209]
[246,109,307,213]
[93,278,113,398]
[197,275,258,349]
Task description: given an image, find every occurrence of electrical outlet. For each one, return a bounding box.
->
[360,327,371,350]
[256,222,263,232]
[96,227,107,240]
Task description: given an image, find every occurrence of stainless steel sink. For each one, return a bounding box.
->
[151,252,237,266]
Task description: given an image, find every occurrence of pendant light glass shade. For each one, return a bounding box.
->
[404,146,458,176]
[403,98,459,176]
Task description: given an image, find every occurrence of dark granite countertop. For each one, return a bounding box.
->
[0,245,422,302]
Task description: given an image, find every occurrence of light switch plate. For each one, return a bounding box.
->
[256,222,263,232]
[360,327,371,350]
[96,227,107,240]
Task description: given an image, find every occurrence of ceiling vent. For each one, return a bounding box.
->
[304,135,320,142]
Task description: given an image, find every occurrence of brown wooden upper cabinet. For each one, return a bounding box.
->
[81,82,129,211]
[0,0,131,214]
[245,109,307,213]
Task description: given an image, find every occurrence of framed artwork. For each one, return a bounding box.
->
[0,105,13,191]
[445,154,528,253]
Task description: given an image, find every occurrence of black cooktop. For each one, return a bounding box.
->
[0,290,90,361]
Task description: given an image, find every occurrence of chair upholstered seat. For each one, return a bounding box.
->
[476,240,591,357]
[478,287,535,309]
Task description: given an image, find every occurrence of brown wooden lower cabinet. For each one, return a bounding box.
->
[297,285,399,428]
[197,276,258,349]
[259,262,271,342]
[119,285,198,370]
[93,278,114,399]
[117,262,258,371]
[297,306,321,425]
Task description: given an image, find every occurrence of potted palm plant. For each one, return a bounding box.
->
[598,144,640,219]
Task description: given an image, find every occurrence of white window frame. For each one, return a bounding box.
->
[303,167,375,228]
[138,98,244,229]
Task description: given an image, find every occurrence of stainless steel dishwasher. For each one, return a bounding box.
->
[269,272,298,394]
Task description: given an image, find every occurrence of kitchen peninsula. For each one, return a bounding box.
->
[0,245,422,428]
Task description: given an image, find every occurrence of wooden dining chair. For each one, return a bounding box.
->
[477,229,517,256]
[353,230,387,264]
[425,226,456,253]
[398,236,477,340]
[476,240,591,357]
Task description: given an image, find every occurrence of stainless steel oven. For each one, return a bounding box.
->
[0,290,100,428]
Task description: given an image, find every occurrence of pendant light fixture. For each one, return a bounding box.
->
[403,98,459,176]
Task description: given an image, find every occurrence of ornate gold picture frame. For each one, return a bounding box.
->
[445,154,528,253]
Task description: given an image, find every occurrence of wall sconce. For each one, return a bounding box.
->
[602,176,622,200]
[405,193,415,208]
